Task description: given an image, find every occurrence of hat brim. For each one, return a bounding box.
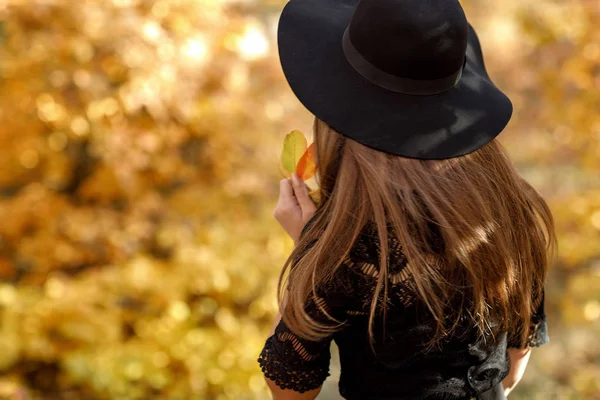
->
[277,0,513,159]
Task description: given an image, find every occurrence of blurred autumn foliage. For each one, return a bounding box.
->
[0,0,598,399]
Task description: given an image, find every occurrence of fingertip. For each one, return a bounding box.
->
[291,173,302,186]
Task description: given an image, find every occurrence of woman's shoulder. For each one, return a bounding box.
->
[347,220,411,276]
[300,215,439,297]
[322,222,417,307]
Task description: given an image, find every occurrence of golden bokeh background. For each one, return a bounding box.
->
[0,0,598,399]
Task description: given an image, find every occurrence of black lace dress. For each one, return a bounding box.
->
[257,222,549,400]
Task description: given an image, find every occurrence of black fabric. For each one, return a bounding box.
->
[257,221,549,399]
[277,0,513,159]
[342,28,466,95]
[476,383,507,400]
[507,288,549,349]
[348,0,468,80]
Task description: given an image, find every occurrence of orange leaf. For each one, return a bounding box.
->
[296,143,317,181]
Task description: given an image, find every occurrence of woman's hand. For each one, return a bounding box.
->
[273,173,317,243]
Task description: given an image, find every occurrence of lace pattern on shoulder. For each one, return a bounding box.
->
[342,222,424,311]
[257,333,331,393]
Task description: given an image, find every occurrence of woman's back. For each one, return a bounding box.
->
[259,219,549,400]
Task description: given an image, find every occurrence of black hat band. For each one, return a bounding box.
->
[342,28,466,96]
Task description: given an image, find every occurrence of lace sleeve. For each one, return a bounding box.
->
[508,287,549,349]
[257,268,351,393]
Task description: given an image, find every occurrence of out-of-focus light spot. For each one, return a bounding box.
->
[159,65,176,82]
[206,368,225,385]
[583,300,600,321]
[49,70,68,88]
[73,39,94,63]
[71,116,90,136]
[194,246,214,264]
[149,372,170,390]
[113,0,135,7]
[45,277,65,299]
[143,21,162,42]
[591,210,600,230]
[181,36,209,64]
[20,149,39,169]
[124,361,144,380]
[168,301,190,321]
[87,100,103,120]
[173,15,193,35]
[237,25,269,61]
[215,308,238,334]
[122,45,147,68]
[73,69,92,88]
[0,285,16,305]
[48,131,68,151]
[265,102,284,121]
[190,375,207,394]
[487,16,518,53]
[103,98,120,116]
[36,93,66,122]
[212,269,230,291]
[137,132,161,152]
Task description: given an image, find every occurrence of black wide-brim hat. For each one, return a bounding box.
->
[278,0,513,160]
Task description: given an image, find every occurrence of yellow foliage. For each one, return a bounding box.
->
[0,0,597,399]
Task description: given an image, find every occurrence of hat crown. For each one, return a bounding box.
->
[348,0,468,80]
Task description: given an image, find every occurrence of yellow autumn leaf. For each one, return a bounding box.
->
[281,130,307,174]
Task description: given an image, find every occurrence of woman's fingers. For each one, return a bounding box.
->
[291,173,316,216]
[279,177,296,203]
[273,176,316,242]
[274,178,298,218]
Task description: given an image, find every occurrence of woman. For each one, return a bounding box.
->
[258,0,556,399]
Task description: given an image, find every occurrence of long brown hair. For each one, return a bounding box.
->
[278,117,556,349]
